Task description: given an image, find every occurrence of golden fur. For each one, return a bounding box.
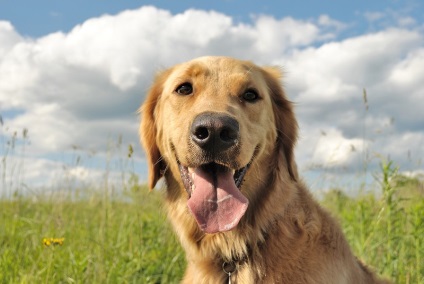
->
[140,56,389,283]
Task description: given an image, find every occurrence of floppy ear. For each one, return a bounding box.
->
[261,66,299,181]
[139,69,172,190]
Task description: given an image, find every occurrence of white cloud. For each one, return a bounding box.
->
[388,48,424,89]
[0,6,423,192]
[397,16,416,27]
[284,28,421,102]
[297,126,369,170]
[312,129,367,167]
[0,7,344,153]
[362,8,420,31]
[1,156,66,192]
[0,21,22,57]
[254,16,320,54]
[364,11,385,22]
[317,14,348,32]
[375,132,424,162]
[1,147,147,197]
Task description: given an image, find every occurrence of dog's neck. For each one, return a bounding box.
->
[219,228,269,273]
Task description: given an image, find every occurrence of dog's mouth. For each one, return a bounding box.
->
[177,161,252,234]
[179,162,250,196]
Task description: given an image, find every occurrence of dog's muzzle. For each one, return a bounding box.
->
[175,112,252,234]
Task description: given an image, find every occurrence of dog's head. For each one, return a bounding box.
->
[140,56,298,233]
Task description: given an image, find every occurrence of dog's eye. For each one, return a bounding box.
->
[242,89,259,102]
[175,83,193,96]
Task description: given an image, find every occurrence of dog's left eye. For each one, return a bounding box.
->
[242,89,260,102]
[175,83,193,95]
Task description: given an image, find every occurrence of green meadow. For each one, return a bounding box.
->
[0,187,186,283]
[0,161,423,283]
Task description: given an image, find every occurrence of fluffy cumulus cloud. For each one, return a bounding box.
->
[1,6,423,193]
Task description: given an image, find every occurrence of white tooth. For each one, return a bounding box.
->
[191,184,196,193]
[232,169,235,175]
[188,167,194,174]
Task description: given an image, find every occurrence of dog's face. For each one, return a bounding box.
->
[141,56,297,233]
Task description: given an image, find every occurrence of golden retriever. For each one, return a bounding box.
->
[140,56,389,283]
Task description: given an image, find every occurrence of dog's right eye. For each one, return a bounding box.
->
[242,89,260,103]
[175,83,193,95]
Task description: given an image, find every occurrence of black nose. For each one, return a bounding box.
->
[191,112,239,152]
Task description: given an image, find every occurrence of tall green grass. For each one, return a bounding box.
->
[0,189,186,283]
[322,160,424,283]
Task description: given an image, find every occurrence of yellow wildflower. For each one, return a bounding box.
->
[43,237,65,246]
[43,238,51,246]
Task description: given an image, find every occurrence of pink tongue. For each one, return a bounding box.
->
[187,167,249,234]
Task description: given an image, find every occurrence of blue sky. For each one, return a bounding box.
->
[0,1,423,195]
[1,0,422,37]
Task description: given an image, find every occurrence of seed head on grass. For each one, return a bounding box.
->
[127,144,134,158]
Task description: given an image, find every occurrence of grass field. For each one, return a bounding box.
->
[0,188,185,283]
[0,160,423,283]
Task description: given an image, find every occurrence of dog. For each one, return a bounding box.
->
[140,56,389,283]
